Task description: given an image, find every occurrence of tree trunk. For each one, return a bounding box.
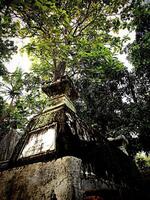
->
[53,61,66,81]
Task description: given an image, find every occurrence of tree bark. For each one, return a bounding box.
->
[53,61,66,81]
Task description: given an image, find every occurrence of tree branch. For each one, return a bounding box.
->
[72,1,92,36]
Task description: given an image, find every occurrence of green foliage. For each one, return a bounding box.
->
[0,2,19,73]
[0,68,49,139]
[126,2,150,153]
[135,153,150,171]
[7,0,131,77]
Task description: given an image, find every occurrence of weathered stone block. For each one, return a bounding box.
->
[0,156,82,200]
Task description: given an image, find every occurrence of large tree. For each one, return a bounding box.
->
[5,0,131,79]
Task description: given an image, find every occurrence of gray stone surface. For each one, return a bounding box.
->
[0,156,82,200]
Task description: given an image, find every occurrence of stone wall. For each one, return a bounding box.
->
[0,156,120,200]
[0,156,82,200]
